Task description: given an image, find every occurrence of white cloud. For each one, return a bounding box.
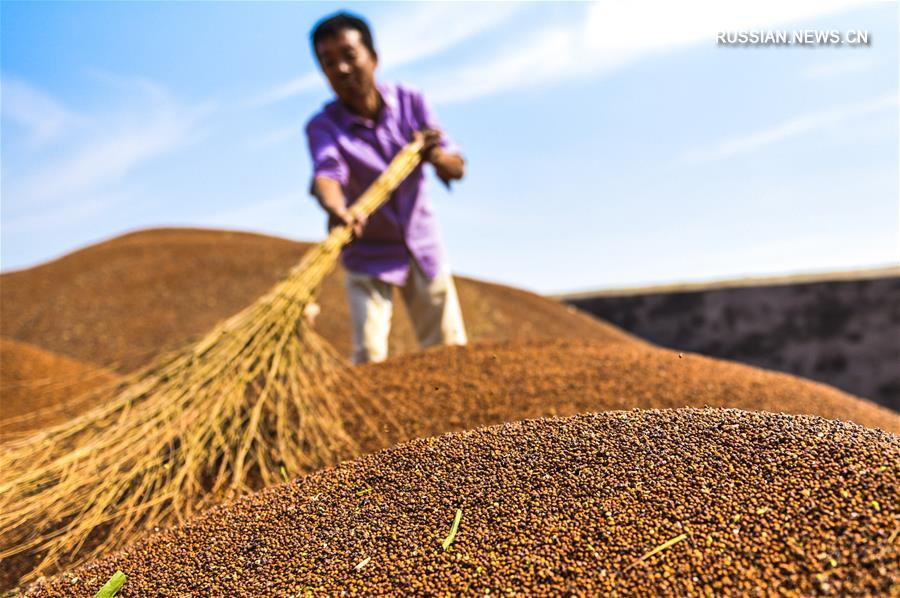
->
[426,0,870,104]
[247,72,322,108]
[3,76,212,216]
[678,93,898,164]
[16,114,191,206]
[1,76,80,147]
[375,2,522,71]
[427,28,578,104]
[248,2,522,108]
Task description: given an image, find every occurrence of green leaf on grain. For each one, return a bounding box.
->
[93,571,126,598]
[442,509,462,551]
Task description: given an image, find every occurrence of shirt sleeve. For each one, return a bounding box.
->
[305,118,349,187]
[412,90,462,156]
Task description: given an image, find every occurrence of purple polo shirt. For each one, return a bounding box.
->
[305,82,459,286]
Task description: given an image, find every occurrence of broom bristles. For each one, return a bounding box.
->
[0,140,425,582]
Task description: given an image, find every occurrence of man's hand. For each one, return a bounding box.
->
[329,206,367,238]
[313,176,367,237]
[413,128,443,162]
[413,128,465,184]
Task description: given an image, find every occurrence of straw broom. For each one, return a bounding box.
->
[0,138,425,581]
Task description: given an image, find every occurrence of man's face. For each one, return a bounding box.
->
[315,29,378,104]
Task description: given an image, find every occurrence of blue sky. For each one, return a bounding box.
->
[2,1,897,294]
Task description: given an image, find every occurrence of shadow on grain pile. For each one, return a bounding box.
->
[27,409,899,596]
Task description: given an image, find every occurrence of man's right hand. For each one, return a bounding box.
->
[329,207,367,238]
[313,176,367,238]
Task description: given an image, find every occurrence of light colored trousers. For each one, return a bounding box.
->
[345,262,468,364]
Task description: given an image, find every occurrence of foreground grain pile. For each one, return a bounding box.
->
[3,228,897,592]
[3,339,897,591]
[28,409,899,596]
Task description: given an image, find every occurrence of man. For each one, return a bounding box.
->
[305,12,468,364]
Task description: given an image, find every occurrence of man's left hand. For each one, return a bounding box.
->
[413,128,443,162]
[413,128,465,184]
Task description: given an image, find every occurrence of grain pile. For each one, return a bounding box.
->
[347,339,900,442]
[4,340,897,592]
[0,228,628,373]
[0,338,117,439]
[3,228,897,593]
[3,144,621,584]
[27,409,899,596]
[3,336,895,451]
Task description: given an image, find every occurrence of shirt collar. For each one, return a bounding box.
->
[330,81,395,130]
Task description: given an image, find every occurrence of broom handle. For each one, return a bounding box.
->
[254,137,427,314]
[325,137,426,249]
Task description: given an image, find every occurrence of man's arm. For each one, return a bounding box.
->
[311,176,366,236]
[306,118,365,235]
[429,147,465,182]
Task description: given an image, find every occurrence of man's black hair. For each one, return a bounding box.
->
[311,12,376,58]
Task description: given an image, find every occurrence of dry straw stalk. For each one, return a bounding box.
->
[0,139,425,582]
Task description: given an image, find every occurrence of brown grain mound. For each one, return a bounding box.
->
[27,409,899,596]
[4,340,896,593]
[346,339,900,442]
[3,229,896,591]
[0,228,629,373]
[0,338,117,439]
